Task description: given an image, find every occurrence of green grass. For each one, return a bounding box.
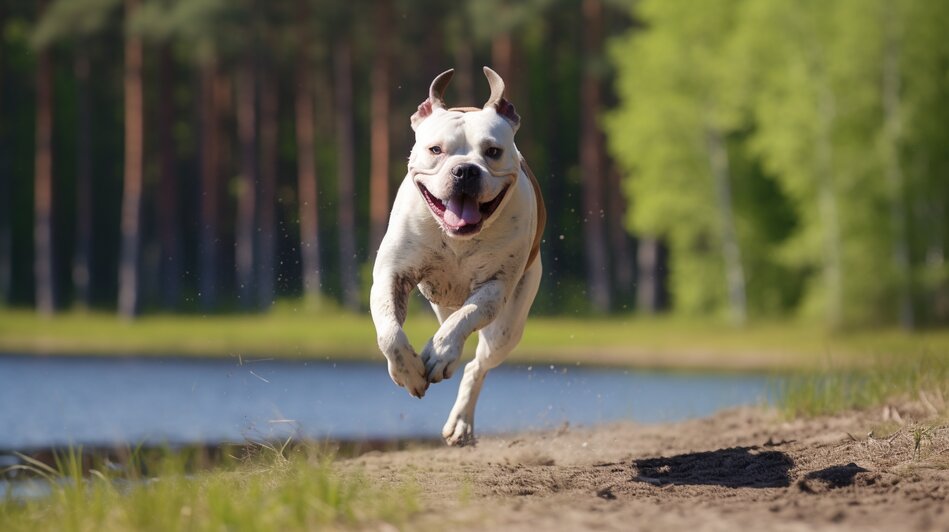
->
[777,348,949,417]
[2,306,947,372]
[0,444,418,531]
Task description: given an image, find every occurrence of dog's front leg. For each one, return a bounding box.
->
[370,272,429,398]
[422,279,506,383]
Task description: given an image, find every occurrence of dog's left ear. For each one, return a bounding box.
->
[483,66,520,132]
[411,69,454,131]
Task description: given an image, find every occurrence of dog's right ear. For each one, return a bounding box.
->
[411,69,454,131]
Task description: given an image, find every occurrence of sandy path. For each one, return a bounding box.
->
[348,402,948,531]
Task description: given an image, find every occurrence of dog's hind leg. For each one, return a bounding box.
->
[442,260,542,446]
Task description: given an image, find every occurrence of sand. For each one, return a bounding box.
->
[348,399,948,531]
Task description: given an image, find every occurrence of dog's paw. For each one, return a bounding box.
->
[386,348,428,398]
[421,335,463,383]
[442,416,476,446]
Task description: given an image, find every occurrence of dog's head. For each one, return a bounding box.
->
[408,67,521,238]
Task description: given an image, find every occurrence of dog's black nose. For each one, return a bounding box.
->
[450,164,481,196]
[451,163,481,180]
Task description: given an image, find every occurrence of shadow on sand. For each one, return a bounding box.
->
[633,446,794,488]
[803,463,869,489]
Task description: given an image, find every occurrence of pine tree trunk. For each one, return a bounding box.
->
[199,61,220,311]
[369,0,391,259]
[257,71,277,310]
[0,155,9,303]
[0,186,8,303]
[73,51,92,308]
[0,3,8,303]
[705,126,747,326]
[542,17,565,281]
[491,31,512,79]
[636,236,661,314]
[334,39,359,310]
[607,165,634,301]
[453,37,474,104]
[423,21,445,79]
[157,45,179,309]
[235,57,257,309]
[882,14,914,329]
[34,1,55,316]
[296,56,322,308]
[118,0,144,319]
[580,0,611,312]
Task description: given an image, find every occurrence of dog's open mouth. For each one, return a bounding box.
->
[417,183,509,236]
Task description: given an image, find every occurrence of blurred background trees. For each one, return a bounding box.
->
[0,0,946,329]
[607,0,949,328]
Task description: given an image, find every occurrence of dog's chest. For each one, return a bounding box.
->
[415,248,502,309]
[417,272,470,309]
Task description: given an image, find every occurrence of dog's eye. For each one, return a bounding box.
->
[485,147,503,159]
[429,146,442,155]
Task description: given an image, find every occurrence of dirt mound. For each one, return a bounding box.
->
[348,402,949,531]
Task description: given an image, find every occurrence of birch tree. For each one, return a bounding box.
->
[607,0,752,322]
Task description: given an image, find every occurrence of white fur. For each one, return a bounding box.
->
[370,104,541,446]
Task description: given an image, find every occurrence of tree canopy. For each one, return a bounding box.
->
[607,0,949,327]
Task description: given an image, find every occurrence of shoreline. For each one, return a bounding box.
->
[2,309,947,374]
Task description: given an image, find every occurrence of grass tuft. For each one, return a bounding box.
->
[777,349,949,417]
[0,443,418,531]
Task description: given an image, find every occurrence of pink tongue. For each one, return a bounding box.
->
[443,196,482,227]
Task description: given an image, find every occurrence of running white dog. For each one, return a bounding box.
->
[370,67,545,445]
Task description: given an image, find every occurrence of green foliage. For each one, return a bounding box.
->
[0,445,418,531]
[608,0,949,327]
[32,0,121,49]
[778,349,949,418]
[466,0,556,43]
[130,0,254,62]
[606,0,792,318]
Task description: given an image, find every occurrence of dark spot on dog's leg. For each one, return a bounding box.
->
[391,273,416,324]
[392,290,408,325]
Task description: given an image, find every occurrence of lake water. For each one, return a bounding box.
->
[0,354,780,450]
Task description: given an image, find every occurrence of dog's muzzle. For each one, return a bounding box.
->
[416,165,509,237]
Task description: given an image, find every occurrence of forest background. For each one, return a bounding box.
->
[1,0,947,332]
